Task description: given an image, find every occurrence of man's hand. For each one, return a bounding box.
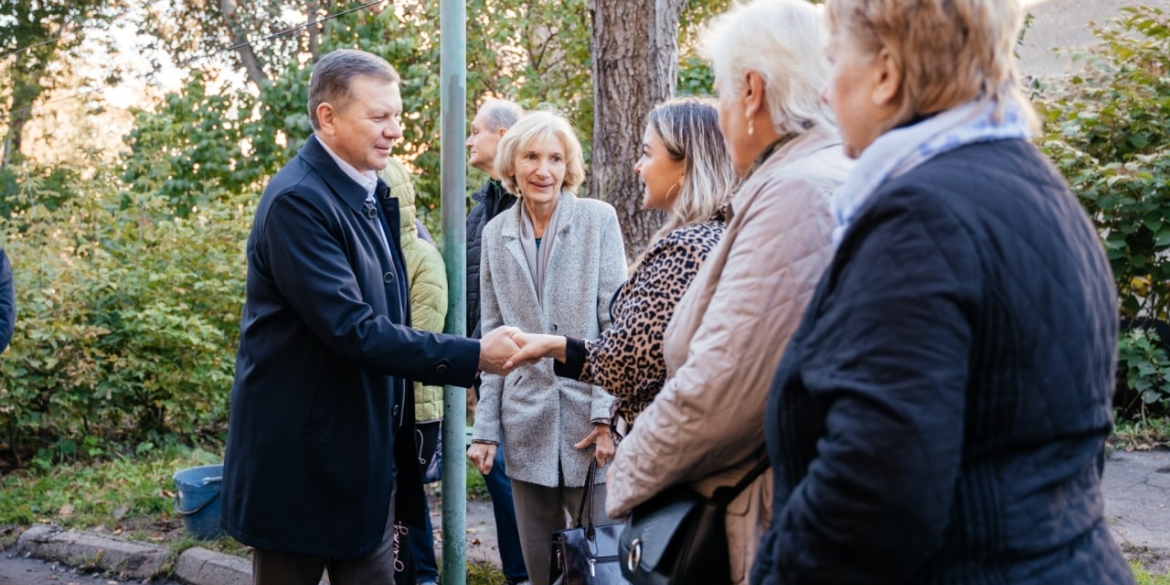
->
[574,423,615,467]
[504,332,567,369]
[467,442,496,475]
[478,326,522,375]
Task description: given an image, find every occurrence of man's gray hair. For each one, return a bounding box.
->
[478,99,523,132]
[308,49,400,131]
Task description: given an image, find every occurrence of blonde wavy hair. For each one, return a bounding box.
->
[631,97,737,272]
[493,109,586,196]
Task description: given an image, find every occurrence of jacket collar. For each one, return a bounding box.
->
[499,191,578,293]
[298,135,369,216]
[498,190,577,241]
[472,179,510,205]
[726,125,841,223]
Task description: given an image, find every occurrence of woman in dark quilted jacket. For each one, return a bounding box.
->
[752,0,1135,583]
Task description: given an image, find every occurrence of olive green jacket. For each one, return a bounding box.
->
[380,159,447,423]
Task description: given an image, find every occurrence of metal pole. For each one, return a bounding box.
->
[439,0,468,583]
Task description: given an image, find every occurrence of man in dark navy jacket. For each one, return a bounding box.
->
[221,49,520,585]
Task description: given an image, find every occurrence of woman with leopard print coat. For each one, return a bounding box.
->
[506,97,737,425]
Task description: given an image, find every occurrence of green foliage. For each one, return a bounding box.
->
[121,70,277,214]
[1132,561,1170,585]
[1034,5,1170,321]
[0,0,128,166]
[1116,327,1170,418]
[0,163,248,458]
[0,442,218,529]
[466,458,490,500]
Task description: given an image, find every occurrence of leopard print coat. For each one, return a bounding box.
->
[577,212,726,423]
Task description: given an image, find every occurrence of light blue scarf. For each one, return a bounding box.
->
[830,97,1032,246]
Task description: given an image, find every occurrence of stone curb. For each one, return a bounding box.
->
[16,524,168,580]
[175,546,252,585]
[15,524,253,585]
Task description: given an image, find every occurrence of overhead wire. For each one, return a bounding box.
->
[0,0,172,61]
[0,0,387,122]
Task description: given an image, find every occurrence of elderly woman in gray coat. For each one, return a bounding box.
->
[467,109,627,585]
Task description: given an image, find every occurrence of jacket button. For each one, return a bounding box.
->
[383,271,394,283]
[435,363,449,374]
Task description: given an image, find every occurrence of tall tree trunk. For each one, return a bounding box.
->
[305,0,321,62]
[219,0,268,89]
[589,0,686,260]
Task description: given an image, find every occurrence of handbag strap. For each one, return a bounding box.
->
[711,448,771,509]
[574,458,600,537]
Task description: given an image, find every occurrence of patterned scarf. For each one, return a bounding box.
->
[831,96,1032,246]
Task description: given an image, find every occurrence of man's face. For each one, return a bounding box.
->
[466,110,505,174]
[317,76,403,173]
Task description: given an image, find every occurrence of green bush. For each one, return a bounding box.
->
[1034,5,1170,322]
[0,163,249,459]
[1116,327,1170,420]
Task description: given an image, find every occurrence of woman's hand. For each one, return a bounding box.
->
[504,332,568,369]
[467,442,497,475]
[574,423,616,467]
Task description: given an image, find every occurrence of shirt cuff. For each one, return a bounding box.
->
[553,336,587,380]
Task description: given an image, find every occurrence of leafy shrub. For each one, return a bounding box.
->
[1115,326,1170,421]
[1034,5,1170,321]
[0,163,249,460]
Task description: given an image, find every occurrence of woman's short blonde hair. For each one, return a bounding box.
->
[825,0,1037,130]
[701,0,834,135]
[494,110,586,196]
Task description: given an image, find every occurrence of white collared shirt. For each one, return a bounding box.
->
[317,135,392,257]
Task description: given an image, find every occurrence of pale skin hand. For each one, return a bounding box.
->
[469,423,613,476]
[504,332,568,370]
[575,423,616,467]
[478,325,523,376]
[468,442,496,475]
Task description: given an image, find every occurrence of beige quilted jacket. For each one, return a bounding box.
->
[606,126,852,584]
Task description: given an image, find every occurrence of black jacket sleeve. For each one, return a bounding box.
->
[260,193,478,387]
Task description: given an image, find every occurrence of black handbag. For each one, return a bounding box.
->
[551,459,630,585]
[618,454,770,585]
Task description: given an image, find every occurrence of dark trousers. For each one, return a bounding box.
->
[252,487,400,585]
[484,439,529,582]
[408,495,439,582]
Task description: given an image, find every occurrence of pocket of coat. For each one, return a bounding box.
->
[302,386,336,439]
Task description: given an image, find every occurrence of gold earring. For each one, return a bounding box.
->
[666,183,681,201]
[748,118,755,136]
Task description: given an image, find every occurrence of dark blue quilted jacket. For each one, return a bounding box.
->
[754,140,1135,585]
[465,180,516,339]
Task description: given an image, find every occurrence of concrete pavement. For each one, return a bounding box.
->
[1102,449,1170,573]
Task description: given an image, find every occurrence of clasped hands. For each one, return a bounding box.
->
[478,326,565,375]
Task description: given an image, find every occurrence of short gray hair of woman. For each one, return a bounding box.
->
[701,0,834,135]
[494,109,586,196]
[825,0,1037,132]
[308,49,400,132]
[631,97,737,271]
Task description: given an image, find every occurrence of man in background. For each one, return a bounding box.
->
[462,98,529,585]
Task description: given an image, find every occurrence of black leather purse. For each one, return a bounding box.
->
[618,455,770,585]
[551,459,630,585]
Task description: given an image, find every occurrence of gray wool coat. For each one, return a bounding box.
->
[473,190,627,488]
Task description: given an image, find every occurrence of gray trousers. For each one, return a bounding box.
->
[511,477,611,585]
[251,487,400,585]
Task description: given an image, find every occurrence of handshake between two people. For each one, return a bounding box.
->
[475,326,568,376]
[469,326,614,475]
